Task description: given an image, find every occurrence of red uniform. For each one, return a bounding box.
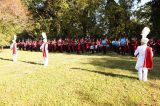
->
[68,39,71,52]
[12,43,17,54]
[48,41,52,52]
[58,39,63,52]
[134,40,138,51]
[86,41,90,49]
[53,40,57,51]
[43,43,48,57]
[143,47,153,69]
[80,38,84,53]
[77,40,81,54]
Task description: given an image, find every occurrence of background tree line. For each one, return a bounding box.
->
[0,0,160,48]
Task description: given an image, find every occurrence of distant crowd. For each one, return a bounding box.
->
[16,35,160,56]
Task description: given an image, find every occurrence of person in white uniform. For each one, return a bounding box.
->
[134,27,153,81]
[40,32,48,66]
[10,35,17,62]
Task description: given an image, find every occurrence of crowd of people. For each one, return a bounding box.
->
[16,35,160,56]
[10,27,155,81]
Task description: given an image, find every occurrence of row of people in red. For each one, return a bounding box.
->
[17,37,109,54]
[17,37,160,55]
[112,36,160,55]
[147,38,160,55]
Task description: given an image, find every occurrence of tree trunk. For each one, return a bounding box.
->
[82,24,87,36]
[1,46,3,51]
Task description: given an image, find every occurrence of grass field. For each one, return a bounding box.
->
[0,49,160,106]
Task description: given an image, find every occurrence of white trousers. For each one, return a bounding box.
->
[138,68,148,81]
[12,54,17,62]
[43,57,48,66]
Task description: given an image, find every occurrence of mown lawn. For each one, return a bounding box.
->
[0,49,160,106]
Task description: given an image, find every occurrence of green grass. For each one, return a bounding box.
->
[0,49,160,106]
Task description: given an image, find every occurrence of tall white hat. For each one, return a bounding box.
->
[13,34,17,40]
[141,27,150,44]
[12,34,16,42]
[141,38,149,44]
[141,27,150,38]
[43,38,47,42]
[42,32,47,39]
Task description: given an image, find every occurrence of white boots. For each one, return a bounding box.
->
[138,68,148,81]
[43,57,48,66]
[12,54,17,62]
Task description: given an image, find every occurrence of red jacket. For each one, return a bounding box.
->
[13,43,17,54]
[143,47,153,69]
[43,43,48,57]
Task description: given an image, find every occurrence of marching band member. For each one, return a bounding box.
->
[134,27,153,81]
[52,38,57,52]
[90,39,95,54]
[102,37,107,54]
[40,32,48,66]
[10,35,17,62]
[58,38,63,52]
[120,35,126,55]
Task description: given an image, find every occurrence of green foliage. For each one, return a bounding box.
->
[23,0,102,36]
[0,19,26,46]
[24,0,153,38]
[104,0,126,35]
[133,3,151,26]
[1,0,159,40]
[0,33,8,46]
[129,3,151,37]
[151,0,160,36]
[0,0,30,46]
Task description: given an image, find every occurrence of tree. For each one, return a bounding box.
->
[0,0,30,49]
[128,2,151,37]
[23,0,102,37]
[99,0,125,36]
[151,0,160,37]
[23,0,147,38]
[133,3,151,26]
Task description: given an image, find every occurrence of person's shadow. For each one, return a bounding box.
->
[81,57,160,80]
[0,57,13,61]
[20,60,43,65]
[70,67,138,80]
[0,57,43,65]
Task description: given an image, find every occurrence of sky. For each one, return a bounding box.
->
[133,0,152,10]
[115,0,152,10]
[115,0,151,5]
[137,0,152,6]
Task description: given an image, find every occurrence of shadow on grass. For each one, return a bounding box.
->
[0,57,13,61]
[20,60,43,65]
[63,51,124,57]
[0,57,43,65]
[81,57,160,80]
[82,58,136,72]
[71,68,138,80]
[149,57,160,80]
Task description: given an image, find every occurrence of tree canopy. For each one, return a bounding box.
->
[0,0,30,46]
[0,0,159,45]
